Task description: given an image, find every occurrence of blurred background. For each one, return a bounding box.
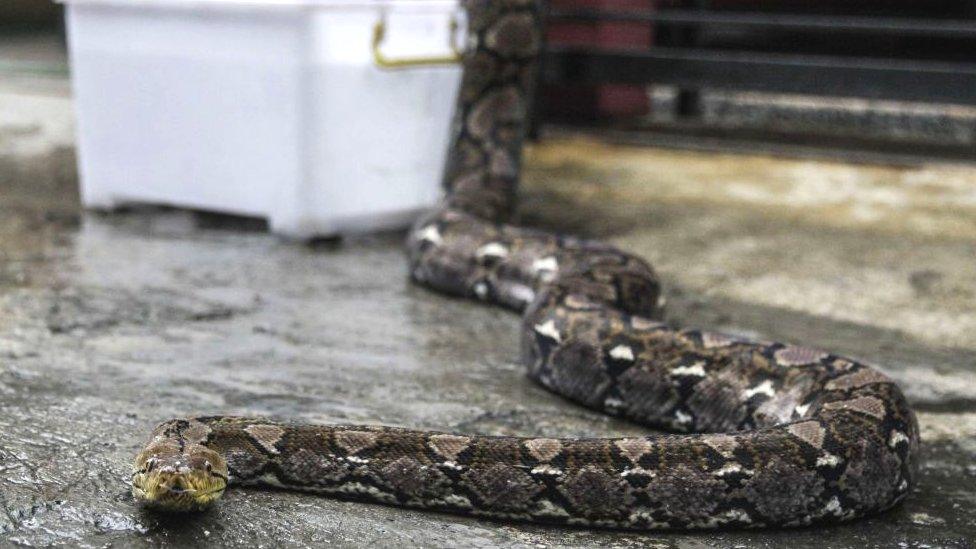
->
[3,0,976,159]
[538,0,976,161]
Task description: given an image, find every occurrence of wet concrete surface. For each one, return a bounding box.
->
[1,90,976,547]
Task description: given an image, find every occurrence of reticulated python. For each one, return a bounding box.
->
[132,0,919,530]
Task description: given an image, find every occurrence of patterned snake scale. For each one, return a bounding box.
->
[133,0,919,530]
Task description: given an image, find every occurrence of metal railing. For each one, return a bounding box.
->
[538,3,976,157]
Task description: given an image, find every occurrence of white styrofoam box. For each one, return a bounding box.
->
[62,0,464,238]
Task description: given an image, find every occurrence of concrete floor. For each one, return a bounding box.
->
[2,81,976,547]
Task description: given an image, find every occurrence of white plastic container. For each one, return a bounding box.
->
[62,0,463,237]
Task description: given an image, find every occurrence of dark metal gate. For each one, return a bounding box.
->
[538,1,976,158]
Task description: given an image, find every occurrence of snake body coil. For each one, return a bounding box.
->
[133,0,919,529]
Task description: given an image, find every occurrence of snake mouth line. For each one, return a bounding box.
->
[131,483,227,508]
[132,483,226,496]
[130,471,229,483]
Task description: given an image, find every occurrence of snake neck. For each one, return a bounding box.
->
[441,0,542,223]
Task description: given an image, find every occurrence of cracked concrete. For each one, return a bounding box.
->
[1,84,976,547]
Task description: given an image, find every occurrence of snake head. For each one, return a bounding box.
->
[131,439,228,512]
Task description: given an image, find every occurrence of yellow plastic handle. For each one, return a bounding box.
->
[372,14,463,69]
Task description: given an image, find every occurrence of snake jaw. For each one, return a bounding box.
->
[132,442,228,512]
[132,470,226,512]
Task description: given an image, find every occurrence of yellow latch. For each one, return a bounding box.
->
[372,13,463,69]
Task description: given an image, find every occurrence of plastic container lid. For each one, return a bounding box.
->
[58,0,458,9]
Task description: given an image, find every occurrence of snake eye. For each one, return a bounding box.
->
[205,462,213,473]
